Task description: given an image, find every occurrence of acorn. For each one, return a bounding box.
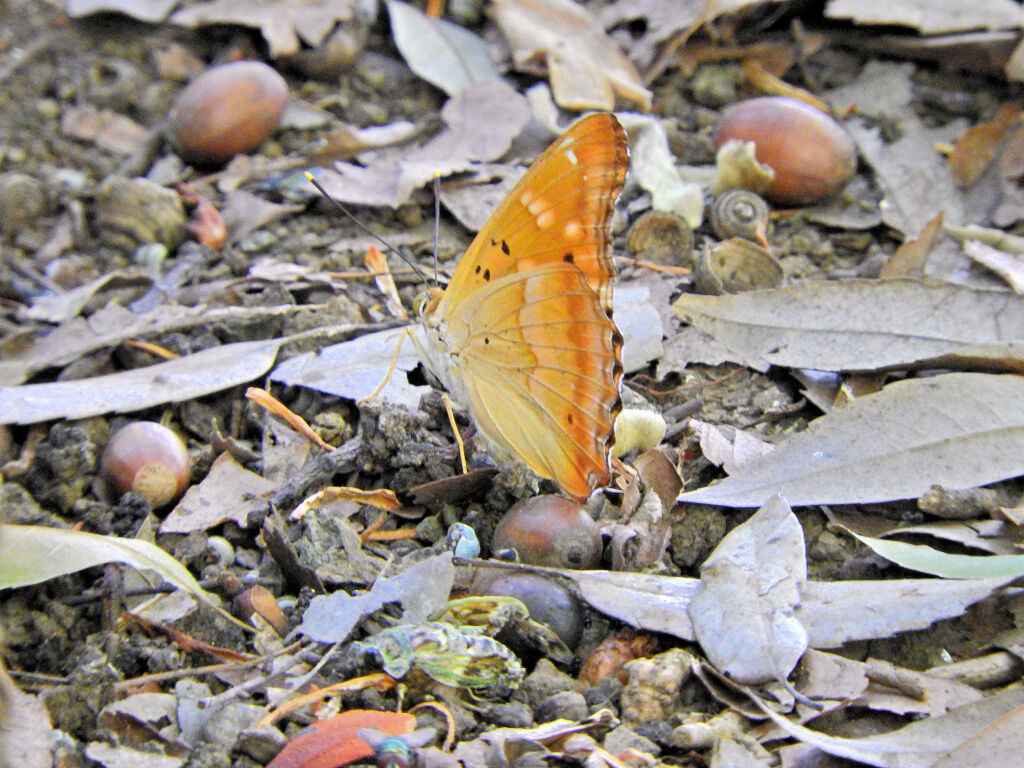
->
[101,421,191,508]
[491,495,602,570]
[167,61,287,166]
[714,97,856,205]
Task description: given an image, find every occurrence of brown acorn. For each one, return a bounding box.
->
[715,97,856,204]
[492,495,602,570]
[102,421,190,508]
[167,60,287,166]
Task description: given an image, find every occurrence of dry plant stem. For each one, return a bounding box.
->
[365,527,419,542]
[246,386,333,451]
[257,673,398,728]
[442,394,469,475]
[123,338,180,360]
[741,59,830,113]
[631,366,746,397]
[199,647,314,710]
[409,700,457,751]
[627,259,691,276]
[112,640,307,692]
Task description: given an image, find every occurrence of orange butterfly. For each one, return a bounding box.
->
[420,113,628,502]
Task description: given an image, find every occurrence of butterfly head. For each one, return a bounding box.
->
[413,286,445,319]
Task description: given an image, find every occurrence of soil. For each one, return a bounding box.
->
[1,1,1021,766]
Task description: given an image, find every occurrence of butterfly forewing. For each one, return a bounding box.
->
[424,113,628,501]
[431,114,627,319]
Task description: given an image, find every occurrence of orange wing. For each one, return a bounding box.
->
[429,113,628,320]
[424,113,628,501]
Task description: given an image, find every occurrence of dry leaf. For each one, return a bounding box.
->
[0,338,283,425]
[948,103,1022,186]
[66,0,178,23]
[672,278,1024,374]
[881,210,944,278]
[964,239,1024,292]
[0,661,55,768]
[160,453,277,534]
[170,0,358,57]
[617,113,704,226]
[490,0,651,111]
[387,0,497,96]
[311,79,530,207]
[750,681,1024,768]
[677,373,1024,508]
[297,553,455,642]
[688,496,808,684]
[825,0,1024,35]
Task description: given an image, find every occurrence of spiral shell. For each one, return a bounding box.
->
[711,189,771,242]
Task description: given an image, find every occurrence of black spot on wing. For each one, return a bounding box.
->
[501,240,511,256]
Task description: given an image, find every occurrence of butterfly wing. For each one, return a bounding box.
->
[424,113,628,500]
[429,113,628,320]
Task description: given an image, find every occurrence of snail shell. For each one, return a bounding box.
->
[694,237,783,295]
[626,210,694,267]
[710,189,771,243]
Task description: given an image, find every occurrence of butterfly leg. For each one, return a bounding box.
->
[357,327,412,405]
[441,393,469,475]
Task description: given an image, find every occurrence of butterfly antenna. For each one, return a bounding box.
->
[303,171,430,284]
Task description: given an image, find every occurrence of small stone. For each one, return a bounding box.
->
[0,172,46,237]
[521,658,578,710]
[535,690,589,723]
[603,725,661,758]
[620,648,693,726]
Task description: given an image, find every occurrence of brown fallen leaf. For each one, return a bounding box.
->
[881,210,944,278]
[489,0,651,111]
[160,452,277,535]
[0,659,55,768]
[948,103,1022,186]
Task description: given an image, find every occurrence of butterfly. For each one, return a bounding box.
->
[420,113,628,502]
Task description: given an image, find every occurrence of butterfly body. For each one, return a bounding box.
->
[422,114,628,502]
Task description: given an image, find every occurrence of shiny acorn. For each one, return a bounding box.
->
[101,421,190,507]
[714,97,856,204]
[167,60,287,166]
[491,495,602,569]
[471,571,584,649]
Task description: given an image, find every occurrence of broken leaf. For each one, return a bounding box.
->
[688,496,808,684]
[0,524,218,609]
[160,453,277,534]
[0,661,55,768]
[490,0,651,111]
[678,373,1024,508]
[387,0,497,96]
[0,338,283,425]
[297,552,455,642]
